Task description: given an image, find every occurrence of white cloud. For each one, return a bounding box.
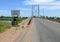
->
[0,10,11,16]
[40,1,60,10]
[24,0,54,5]
[24,0,60,10]
[0,10,10,14]
[40,5,60,10]
[38,0,54,2]
[20,8,31,11]
[14,8,31,11]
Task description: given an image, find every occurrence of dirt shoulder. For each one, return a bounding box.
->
[0,18,30,42]
[20,18,34,42]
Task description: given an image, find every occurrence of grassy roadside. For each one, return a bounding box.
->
[0,18,27,33]
[0,22,12,33]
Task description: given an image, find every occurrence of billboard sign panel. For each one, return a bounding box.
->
[11,10,20,17]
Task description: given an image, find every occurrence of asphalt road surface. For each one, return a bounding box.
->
[31,18,60,42]
[16,18,60,42]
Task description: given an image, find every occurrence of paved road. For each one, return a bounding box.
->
[31,18,60,42]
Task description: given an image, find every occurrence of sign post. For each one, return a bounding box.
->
[11,10,20,26]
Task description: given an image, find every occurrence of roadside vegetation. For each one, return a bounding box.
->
[0,16,28,21]
[40,16,60,23]
[0,16,28,33]
[0,22,12,33]
[0,16,12,21]
[46,17,60,22]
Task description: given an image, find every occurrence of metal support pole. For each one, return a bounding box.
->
[32,5,34,18]
[38,5,40,18]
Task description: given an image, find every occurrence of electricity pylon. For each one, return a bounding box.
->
[38,5,40,18]
[31,5,40,18]
[32,5,34,18]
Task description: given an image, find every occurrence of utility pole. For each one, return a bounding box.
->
[38,5,40,18]
[32,5,34,18]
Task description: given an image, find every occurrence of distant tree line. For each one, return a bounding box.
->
[0,16,28,21]
[40,16,60,22]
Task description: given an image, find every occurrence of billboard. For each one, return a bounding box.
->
[11,10,20,17]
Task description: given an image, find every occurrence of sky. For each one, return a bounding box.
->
[0,0,60,17]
